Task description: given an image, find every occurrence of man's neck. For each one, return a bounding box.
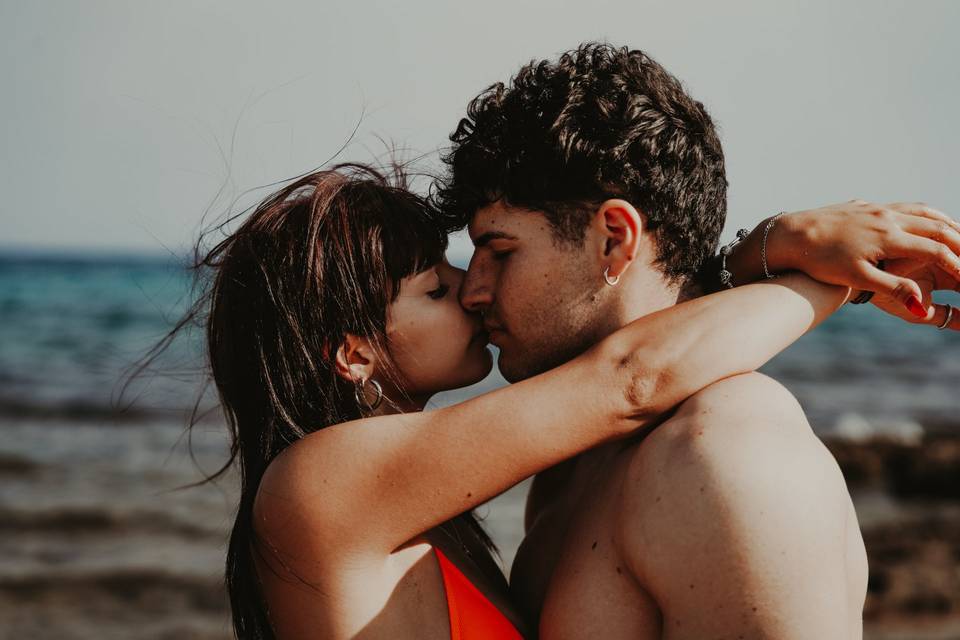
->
[535,273,703,499]
[604,268,697,340]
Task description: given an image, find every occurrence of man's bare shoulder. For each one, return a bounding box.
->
[613,372,854,619]
[614,371,851,565]
[610,372,861,635]
[621,371,829,485]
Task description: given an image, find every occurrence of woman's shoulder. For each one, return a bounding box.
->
[252,425,354,553]
[252,414,406,555]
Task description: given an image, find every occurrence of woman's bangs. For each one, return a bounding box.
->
[379,195,449,298]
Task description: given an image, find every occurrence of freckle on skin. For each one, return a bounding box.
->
[655,496,661,502]
[591,541,597,550]
[467,492,472,498]
[616,566,622,574]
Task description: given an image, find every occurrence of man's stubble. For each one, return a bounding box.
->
[497,250,623,384]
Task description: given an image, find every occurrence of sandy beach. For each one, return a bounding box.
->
[2,412,960,639]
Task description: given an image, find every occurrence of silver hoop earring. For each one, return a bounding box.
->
[603,266,620,286]
[355,378,384,411]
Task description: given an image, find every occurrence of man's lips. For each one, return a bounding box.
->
[483,324,506,343]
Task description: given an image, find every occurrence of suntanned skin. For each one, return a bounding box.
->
[460,199,960,639]
[253,254,848,639]
[513,373,868,639]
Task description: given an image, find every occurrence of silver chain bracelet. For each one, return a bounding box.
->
[761,212,786,279]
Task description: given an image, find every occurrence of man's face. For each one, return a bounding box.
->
[460,201,615,382]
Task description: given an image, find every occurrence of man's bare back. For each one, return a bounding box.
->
[512,372,869,639]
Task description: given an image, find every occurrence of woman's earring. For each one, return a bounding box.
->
[603,266,620,286]
[355,378,384,411]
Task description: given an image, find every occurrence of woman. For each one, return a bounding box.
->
[154,162,958,639]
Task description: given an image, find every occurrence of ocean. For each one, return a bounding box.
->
[1,250,958,639]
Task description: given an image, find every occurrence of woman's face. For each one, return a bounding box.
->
[383,258,493,397]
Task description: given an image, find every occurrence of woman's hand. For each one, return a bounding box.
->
[869,258,960,330]
[727,200,960,321]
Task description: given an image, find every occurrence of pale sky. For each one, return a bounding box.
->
[2,0,958,263]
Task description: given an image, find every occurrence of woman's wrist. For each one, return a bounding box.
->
[761,210,806,275]
[721,212,801,286]
[769,210,871,303]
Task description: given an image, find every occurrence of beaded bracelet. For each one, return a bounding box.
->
[717,228,751,289]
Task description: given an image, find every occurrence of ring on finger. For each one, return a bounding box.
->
[938,304,954,330]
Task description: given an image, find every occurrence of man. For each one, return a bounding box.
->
[436,43,960,637]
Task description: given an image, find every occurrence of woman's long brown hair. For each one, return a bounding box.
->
[124,162,496,639]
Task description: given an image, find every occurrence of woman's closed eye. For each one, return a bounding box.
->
[428,284,450,299]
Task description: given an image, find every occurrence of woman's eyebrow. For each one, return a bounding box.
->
[472,231,518,247]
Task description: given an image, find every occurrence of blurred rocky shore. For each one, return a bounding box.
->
[825,423,960,640]
[1,414,958,639]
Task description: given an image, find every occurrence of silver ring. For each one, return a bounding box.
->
[603,266,620,286]
[937,304,954,330]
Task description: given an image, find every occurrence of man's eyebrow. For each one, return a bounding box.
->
[472,231,517,247]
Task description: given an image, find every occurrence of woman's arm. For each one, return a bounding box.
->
[722,200,960,323]
[254,274,849,560]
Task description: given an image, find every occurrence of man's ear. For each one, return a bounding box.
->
[333,334,378,385]
[593,199,646,280]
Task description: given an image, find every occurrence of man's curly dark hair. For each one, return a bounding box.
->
[433,42,728,284]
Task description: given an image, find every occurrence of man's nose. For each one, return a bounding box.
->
[459,256,494,312]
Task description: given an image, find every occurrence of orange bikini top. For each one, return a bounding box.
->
[434,547,524,640]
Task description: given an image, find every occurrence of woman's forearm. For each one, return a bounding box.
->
[600,272,850,426]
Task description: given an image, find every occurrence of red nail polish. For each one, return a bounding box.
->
[905,296,927,319]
